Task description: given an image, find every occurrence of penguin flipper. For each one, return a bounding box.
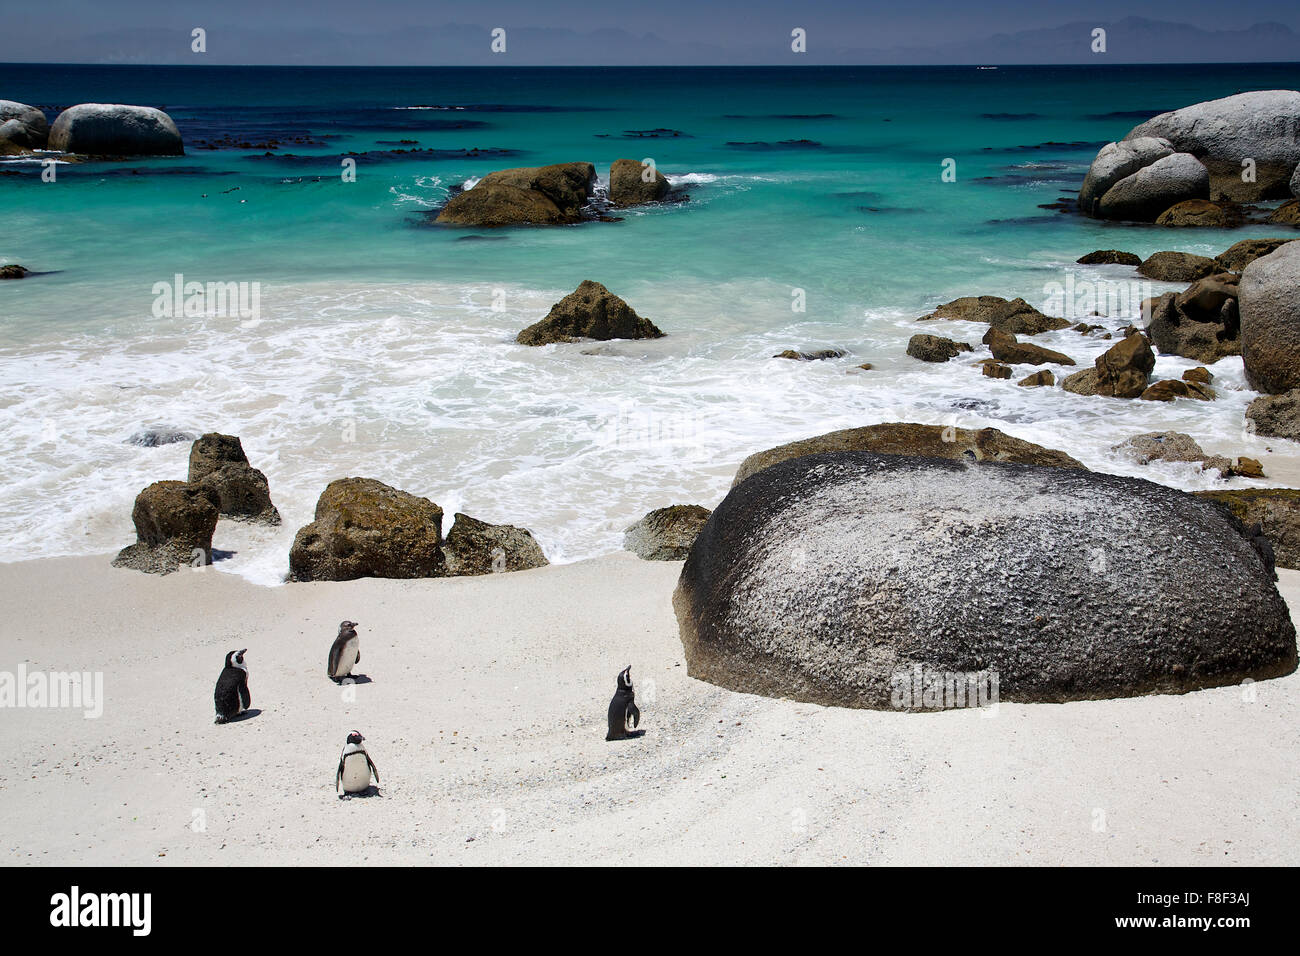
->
[627,702,640,730]
[335,758,344,793]
[366,754,380,785]
[239,680,251,711]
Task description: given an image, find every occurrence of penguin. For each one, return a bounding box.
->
[605,665,643,741]
[327,620,360,682]
[213,648,250,724]
[335,731,380,797]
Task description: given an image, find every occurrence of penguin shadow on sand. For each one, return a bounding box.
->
[605,665,646,742]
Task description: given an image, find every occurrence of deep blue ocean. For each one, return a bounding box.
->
[2,63,1298,582]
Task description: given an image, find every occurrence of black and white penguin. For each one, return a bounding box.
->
[327,620,360,682]
[213,648,250,724]
[605,665,642,741]
[335,730,380,797]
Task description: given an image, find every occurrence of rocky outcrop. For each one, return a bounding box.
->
[187,433,280,524]
[1142,288,1240,365]
[47,103,183,156]
[1115,431,1252,477]
[609,158,671,206]
[0,100,47,153]
[1216,238,1296,272]
[0,264,28,279]
[1137,251,1219,282]
[1078,136,1176,216]
[1062,332,1155,398]
[1096,152,1210,222]
[1077,250,1141,266]
[906,334,970,362]
[623,504,712,560]
[918,296,1069,334]
[289,478,445,582]
[1246,389,1300,441]
[442,513,548,575]
[112,481,219,574]
[732,423,1083,486]
[1018,370,1055,387]
[982,328,1075,366]
[516,280,664,346]
[127,428,195,447]
[1140,379,1211,402]
[982,361,1012,379]
[674,452,1296,709]
[1155,199,1243,227]
[436,162,596,226]
[1124,91,1300,201]
[1268,200,1300,225]
[1195,489,1300,570]
[1240,241,1300,393]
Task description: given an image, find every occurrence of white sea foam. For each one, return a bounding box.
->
[0,274,1290,586]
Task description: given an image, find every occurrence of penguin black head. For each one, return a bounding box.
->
[339,620,359,633]
[225,648,248,669]
[346,730,365,746]
[617,666,633,690]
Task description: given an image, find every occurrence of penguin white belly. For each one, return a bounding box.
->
[341,753,372,792]
[334,638,359,678]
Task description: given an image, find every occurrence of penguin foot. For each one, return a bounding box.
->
[214,715,227,725]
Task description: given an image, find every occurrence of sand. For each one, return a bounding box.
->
[1,552,1297,866]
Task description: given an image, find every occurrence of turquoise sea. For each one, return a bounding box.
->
[2,63,1298,582]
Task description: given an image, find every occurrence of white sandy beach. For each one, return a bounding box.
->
[1,552,1297,866]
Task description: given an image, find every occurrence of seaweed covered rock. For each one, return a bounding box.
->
[517,280,664,346]
[289,478,444,582]
[442,513,548,576]
[623,504,712,560]
[112,480,220,575]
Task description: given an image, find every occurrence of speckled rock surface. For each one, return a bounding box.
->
[675,452,1296,709]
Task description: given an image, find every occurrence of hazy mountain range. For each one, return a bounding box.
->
[3,16,1298,65]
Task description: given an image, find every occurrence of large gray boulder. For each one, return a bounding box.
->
[47,103,182,156]
[673,452,1296,709]
[1078,136,1175,216]
[1125,91,1300,201]
[1096,152,1210,222]
[0,100,47,152]
[1240,241,1300,394]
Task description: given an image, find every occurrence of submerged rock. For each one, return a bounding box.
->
[112,480,219,574]
[289,478,444,582]
[516,280,664,346]
[1155,199,1243,227]
[983,327,1075,366]
[624,504,712,560]
[442,513,548,576]
[732,422,1083,486]
[127,428,196,448]
[918,295,1069,334]
[674,452,1296,708]
[1062,332,1155,398]
[1077,249,1141,266]
[907,333,970,362]
[772,348,846,361]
